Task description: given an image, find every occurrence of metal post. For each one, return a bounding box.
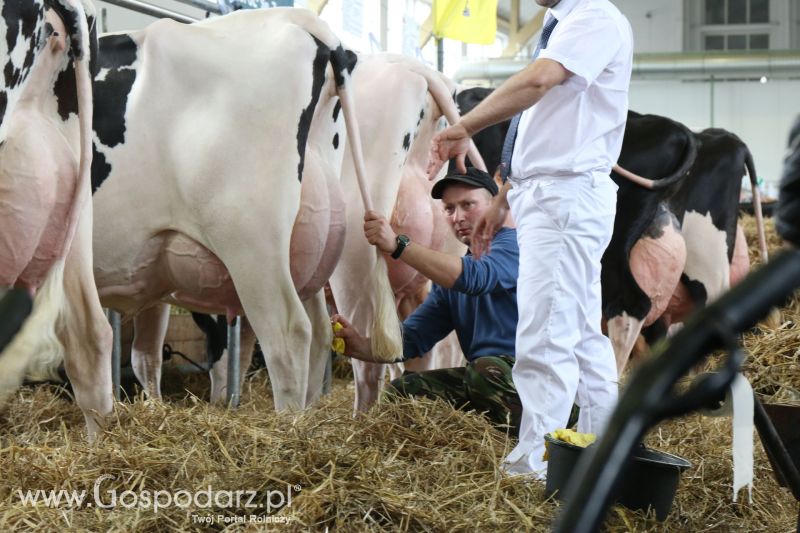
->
[101,0,199,23]
[379,0,388,51]
[322,351,333,395]
[437,36,444,72]
[710,74,715,127]
[171,0,222,14]
[226,317,241,407]
[105,309,122,401]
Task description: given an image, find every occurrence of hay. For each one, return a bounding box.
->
[0,216,797,531]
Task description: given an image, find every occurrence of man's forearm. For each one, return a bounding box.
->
[497,181,512,208]
[460,59,569,136]
[397,243,463,289]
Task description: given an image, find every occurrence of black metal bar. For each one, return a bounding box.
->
[754,397,800,501]
[553,249,800,533]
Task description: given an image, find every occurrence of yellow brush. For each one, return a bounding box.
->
[331,322,346,354]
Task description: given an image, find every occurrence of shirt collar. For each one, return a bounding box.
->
[548,0,582,22]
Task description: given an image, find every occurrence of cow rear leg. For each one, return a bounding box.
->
[209,317,256,404]
[302,290,332,406]
[60,209,113,440]
[222,257,312,410]
[352,360,387,413]
[130,303,170,399]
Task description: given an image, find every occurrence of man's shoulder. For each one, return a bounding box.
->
[571,0,626,18]
[493,226,518,239]
[568,0,631,30]
[491,227,519,250]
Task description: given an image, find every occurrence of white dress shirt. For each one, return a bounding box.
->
[509,0,633,182]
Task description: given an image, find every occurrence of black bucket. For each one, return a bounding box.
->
[545,434,692,521]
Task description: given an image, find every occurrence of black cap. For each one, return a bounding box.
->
[431,167,498,199]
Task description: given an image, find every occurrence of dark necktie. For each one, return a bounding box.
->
[499,15,559,181]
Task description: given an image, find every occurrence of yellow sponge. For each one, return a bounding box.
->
[331,322,346,354]
[543,428,596,460]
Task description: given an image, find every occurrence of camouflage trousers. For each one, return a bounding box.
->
[383,355,522,436]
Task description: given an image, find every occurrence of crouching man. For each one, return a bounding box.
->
[332,168,522,434]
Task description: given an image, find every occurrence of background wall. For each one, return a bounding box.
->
[613,0,685,53]
[630,78,797,193]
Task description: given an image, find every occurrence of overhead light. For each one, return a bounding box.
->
[760,76,768,83]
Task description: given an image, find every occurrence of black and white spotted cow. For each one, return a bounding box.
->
[0,0,112,438]
[647,127,768,337]
[329,54,483,412]
[90,8,400,410]
[776,116,800,246]
[600,111,700,372]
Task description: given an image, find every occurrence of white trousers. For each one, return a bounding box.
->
[502,173,619,478]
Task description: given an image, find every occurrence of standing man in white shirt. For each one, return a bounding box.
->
[427,0,633,478]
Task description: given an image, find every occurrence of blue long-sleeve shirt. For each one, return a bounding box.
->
[401,227,519,362]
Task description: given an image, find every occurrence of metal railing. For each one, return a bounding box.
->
[102,0,200,22]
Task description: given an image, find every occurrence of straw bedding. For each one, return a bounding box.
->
[0,214,796,532]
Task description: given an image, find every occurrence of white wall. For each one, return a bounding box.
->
[613,0,684,53]
[630,78,800,190]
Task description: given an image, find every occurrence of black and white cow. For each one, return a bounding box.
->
[776,116,800,245]
[90,8,399,411]
[645,127,768,338]
[0,0,112,437]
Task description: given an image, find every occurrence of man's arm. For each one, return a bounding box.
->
[472,181,512,258]
[428,59,571,177]
[454,227,519,296]
[363,210,464,288]
[332,285,455,363]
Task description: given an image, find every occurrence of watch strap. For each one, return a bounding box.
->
[391,234,410,259]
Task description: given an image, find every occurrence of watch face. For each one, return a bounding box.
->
[392,234,410,259]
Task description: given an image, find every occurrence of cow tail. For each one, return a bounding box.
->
[0,260,66,406]
[745,149,769,262]
[651,120,699,191]
[411,64,487,174]
[56,0,94,263]
[330,47,402,363]
[0,0,97,404]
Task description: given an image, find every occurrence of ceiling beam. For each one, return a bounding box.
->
[510,0,519,34]
[308,0,328,15]
[501,7,544,58]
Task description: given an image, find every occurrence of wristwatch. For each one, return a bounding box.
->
[391,234,410,259]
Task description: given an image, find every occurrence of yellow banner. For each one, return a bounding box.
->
[433,0,498,45]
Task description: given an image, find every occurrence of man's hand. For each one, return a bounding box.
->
[330,314,377,362]
[472,190,510,258]
[427,122,472,179]
[364,211,397,254]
